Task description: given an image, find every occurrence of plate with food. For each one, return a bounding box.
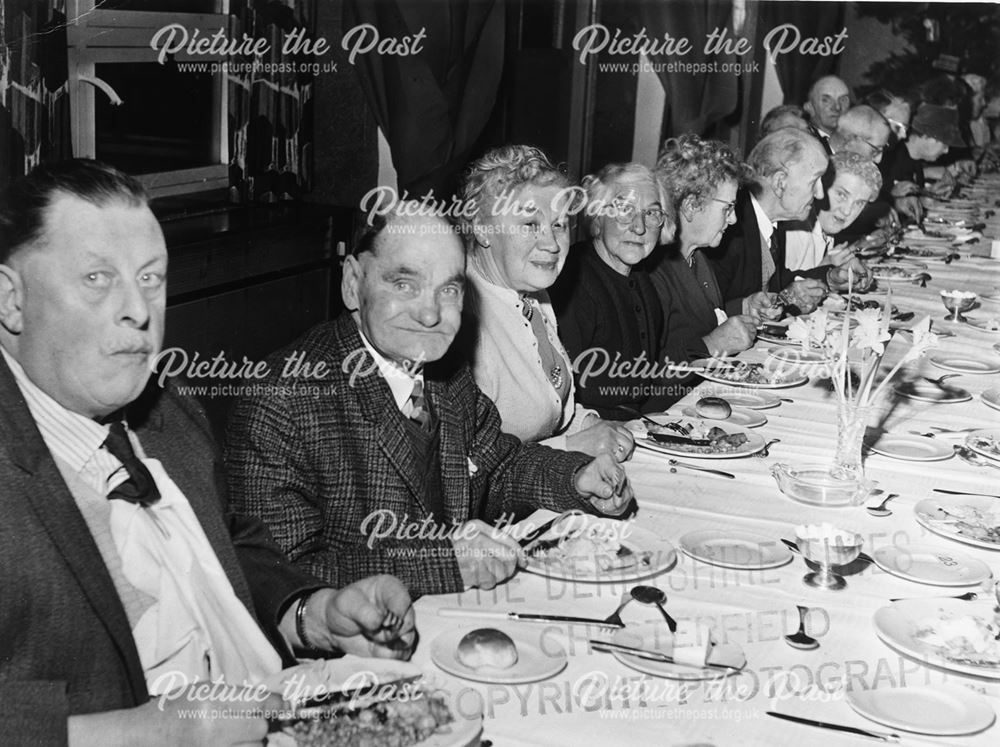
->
[893,380,973,404]
[678,406,766,429]
[700,389,781,410]
[929,355,1000,374]
[846,684,996,736]
[965,429,1000,462]
[874,599,1000,679]
[636,418,766,459]
[914,496,1000,550]
[430,626,567,685]
[690,360,808,389]
[608,621,747,681]
[522,513,677,583]
[766,347,831,366]
[869,264,925,282]
[679,529,793,570]
[865,434,954,461]
[265,657,483,747]
[982,389,1000,412]
[870,543,992,586]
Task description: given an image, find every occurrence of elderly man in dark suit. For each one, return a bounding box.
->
[706,128,869,320]
[226,209,634,599]
[0,160,416,746]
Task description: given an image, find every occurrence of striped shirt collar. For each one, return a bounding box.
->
[1,346,111,474]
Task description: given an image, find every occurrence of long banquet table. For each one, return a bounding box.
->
[410,214,1000,746]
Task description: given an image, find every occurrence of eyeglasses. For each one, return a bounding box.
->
[861,138,887,156]
[708,197,737,219]
[608,202,666,229]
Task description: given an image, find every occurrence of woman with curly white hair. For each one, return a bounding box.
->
[457,144,635,461]
[550,161,687,418]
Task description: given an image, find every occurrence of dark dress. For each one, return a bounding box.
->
[646,244,718,360]
[550,241,686,419]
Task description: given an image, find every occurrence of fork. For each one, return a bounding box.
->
[602,594,633,628]
[755,439,781,458]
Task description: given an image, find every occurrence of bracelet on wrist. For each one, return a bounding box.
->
[295,592,320,652]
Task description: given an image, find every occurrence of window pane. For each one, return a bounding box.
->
[95,62,216,175]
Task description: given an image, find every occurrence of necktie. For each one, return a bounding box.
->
[102,422,161,507]
[406,380,430,429]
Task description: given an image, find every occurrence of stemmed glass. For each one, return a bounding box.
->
[940,290,977,322]
[794,524,863,591]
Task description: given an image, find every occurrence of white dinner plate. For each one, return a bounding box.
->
[846,684,995,735]
[430,626,567,685]
[982,389,1000,412]
[766,347,831,365]
[893,380,973,404]
[265,660,484,747]
[637,420,765,460]
[981,289,1000,302]
[679,406,767,429]
[873,599,1000,679]
[701,390,781,410]
[929,354,1000,374]
[965,429,1000,462]
[679,529,793,570]
[609,622,746,681]
[522,513,677,583]
[865,434,954,461]
[692,366,809,390]
[871,543,992,586]
[914,496,1000,550]
[965,317,1000,333]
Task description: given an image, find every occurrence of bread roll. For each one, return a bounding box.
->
[694,396,732,420]
[457,628,518,670]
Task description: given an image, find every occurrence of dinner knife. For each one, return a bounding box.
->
[933,487,1000,499]
[436,607,624,628]
[667,459,736,479]
[517,509,584,549]
[298,674,423,710]
[766,711,900,742]
[589,641,742,673]
[780,538,875,566]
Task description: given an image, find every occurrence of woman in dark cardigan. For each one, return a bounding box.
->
[647,134,759,360]
[550,163,686,419]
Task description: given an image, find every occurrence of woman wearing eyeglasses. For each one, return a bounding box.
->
[550,162,685,419]
[646,134,760,360]
[457,145,636,461]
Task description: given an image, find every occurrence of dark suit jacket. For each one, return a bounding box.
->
[706,189,828,315]
[0,355,319,745]
[225,314,595,599]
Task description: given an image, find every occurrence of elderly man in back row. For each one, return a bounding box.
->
[226,208,633,600]
[804,75,851,144]
[706,128,868,320]
[0,160,417,745]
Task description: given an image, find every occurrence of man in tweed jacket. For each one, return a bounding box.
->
[226,210,634,598]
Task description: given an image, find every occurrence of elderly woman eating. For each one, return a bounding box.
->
[457,144,635,461]
[647,134,760,358]
[550,162,685,419]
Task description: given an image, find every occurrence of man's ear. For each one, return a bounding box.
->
[341,255,363,312]
[770,169,788,199]
[0,264,24,335]
[803,101,816,119]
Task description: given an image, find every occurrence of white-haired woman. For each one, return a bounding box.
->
[550,162,685,418]
[457,145,635,461]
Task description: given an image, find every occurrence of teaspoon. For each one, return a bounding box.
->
[866,493,899,517]
[630,585,678,633]
[784,605,819,650]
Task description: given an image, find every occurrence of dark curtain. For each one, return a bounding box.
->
[228,0,317,202]
[639,0,739,137]
[342,0,505,197]
[759,0,846,105]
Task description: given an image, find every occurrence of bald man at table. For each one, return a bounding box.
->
[0,159,416,746]
[226,209,634,600]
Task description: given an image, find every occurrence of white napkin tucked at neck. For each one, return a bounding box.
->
[109,458,282,694]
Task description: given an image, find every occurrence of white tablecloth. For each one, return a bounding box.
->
[411,238,1000,746]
